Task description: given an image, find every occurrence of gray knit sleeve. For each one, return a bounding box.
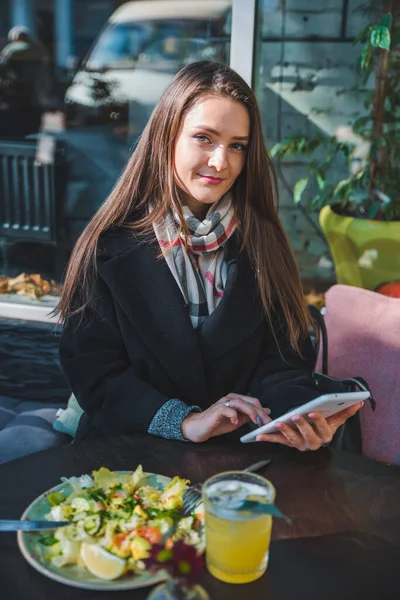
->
[147,399,202,441]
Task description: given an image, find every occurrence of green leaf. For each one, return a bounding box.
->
[380,28,391,49]
[47,492,66,506]
[361,41,372,69]
[270,138,300,158]
[333,177,352,198]
[354,24,372,45]
[307,137,325,153]
[293,177,309,204]
[352,115,371,133]
[370,26,391,50]
[368,201,382,219]
[380,13,392,30]
[270,136,326,159]
[311,184,335,210]
[316,172,326,190]
[87,488,107,502]
[39,534,58,546]
[297,138,307,152]
[270,141,285,158]
[239,500,289,521]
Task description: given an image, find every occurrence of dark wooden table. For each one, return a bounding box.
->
[1,434,400,600]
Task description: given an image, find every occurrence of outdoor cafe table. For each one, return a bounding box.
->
[0,434,400,600]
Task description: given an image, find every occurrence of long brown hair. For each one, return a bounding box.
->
[57,61,312,353]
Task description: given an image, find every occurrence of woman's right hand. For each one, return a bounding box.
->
[181,393,271,443]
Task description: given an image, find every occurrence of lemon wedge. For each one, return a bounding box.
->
[80,543,126,580]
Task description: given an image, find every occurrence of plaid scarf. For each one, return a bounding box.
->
[153,193,237,328]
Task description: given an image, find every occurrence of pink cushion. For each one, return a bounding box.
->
[317,284,400,465]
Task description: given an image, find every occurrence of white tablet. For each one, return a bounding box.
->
[240,391,370,443]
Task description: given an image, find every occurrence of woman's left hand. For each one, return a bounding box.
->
[256,402,363,451]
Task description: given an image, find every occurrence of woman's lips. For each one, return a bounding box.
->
[198,174,224,185]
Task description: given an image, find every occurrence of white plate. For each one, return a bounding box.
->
[17,471,203,591]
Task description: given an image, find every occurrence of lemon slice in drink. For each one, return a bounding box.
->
[80,543,126,580]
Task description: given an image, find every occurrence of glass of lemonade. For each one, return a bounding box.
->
[202,471,276,584]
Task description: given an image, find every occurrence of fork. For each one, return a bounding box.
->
[181,457,272,516]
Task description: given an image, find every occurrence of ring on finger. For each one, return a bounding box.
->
[224,400,231,407]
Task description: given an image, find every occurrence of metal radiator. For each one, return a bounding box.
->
[0,139,66,245]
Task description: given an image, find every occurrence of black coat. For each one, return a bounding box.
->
[59,228,321,441]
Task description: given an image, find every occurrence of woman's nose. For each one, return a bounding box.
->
[208,145,228,171]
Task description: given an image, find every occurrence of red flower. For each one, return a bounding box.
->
[144,541,204,585]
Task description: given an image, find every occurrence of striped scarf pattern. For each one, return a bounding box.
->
[153,194,237,328]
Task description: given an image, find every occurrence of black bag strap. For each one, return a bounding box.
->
[314,372,376,411]
[308,305,376,411]
[308,304,328,375]
[343,376,377,411]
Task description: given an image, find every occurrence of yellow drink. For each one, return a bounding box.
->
[202,471,275,584]
[205,509,272,583]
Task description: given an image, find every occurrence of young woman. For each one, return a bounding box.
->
[58,61,361,450]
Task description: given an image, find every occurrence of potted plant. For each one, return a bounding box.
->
[270,1,400,291]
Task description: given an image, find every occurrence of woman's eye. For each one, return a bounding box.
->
[194,134,210,144]
[231,143,247,151]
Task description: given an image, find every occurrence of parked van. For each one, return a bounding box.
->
[65,0,231,136]
[61,0,231,247]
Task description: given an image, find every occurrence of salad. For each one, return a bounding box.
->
[39,466,203,581]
